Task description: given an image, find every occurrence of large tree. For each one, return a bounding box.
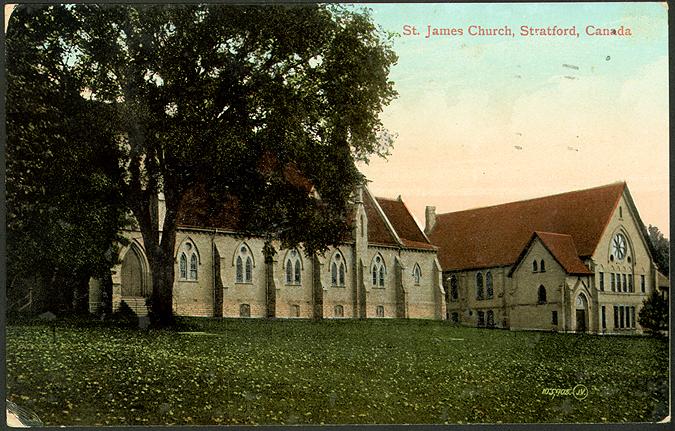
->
[6,5,129,315]
[60,4,397,325]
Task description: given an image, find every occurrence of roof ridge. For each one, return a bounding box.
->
[374,195,400,203]
[537,230,581,254]
[397,196,433,245]
[435,182,626,217]
[508,229,590,277]
[534,231,573,237]
[365,187,403,247]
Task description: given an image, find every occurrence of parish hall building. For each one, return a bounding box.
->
[91,181,666,334]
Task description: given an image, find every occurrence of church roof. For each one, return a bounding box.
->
[176,183,435,251]
[509,232,593,276]
[429,182,627,271]
[377,197,435,250]
[177,184,242,231]
[362,189,398,247]
[363,188,435,250]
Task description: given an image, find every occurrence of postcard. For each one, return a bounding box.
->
[4,2,670,427]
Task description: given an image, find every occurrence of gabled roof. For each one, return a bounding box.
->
[376,196,436,250]
[509,232,593,276]
[175,183,435,251]
[429,182,626,271]
[362,188,436,251]
[363,188,399,247]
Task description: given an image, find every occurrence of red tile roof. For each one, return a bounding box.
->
[176,184,242,231]
[363,189,399,247]
[257,150,315,193]
[510,232,593,276]
[376,197,435,251]
[176,183,435,251]
[429,182,626,271]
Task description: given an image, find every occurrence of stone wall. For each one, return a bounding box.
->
[590,193,655,334]
[509,238,567,331]
[102,228,442,321]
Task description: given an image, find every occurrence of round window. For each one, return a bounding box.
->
[612,233,627,261]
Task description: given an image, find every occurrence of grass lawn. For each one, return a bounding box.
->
[5,317,669,425]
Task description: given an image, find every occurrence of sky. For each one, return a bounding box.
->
[354,2,669,236]
[5,3,669,235]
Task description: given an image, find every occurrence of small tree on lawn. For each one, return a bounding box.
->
[14,4,397,326]
[638,290,669,336]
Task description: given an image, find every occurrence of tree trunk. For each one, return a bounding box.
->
[101,270,113,316]
[139,191,179,327]
[150,226,177,326]
[48,270,69,314]
[72,270,91,315]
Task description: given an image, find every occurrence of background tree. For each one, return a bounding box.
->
[647,225,669,275]
[6,5,129,316]
[638,290,668,337]
[13,4,397,325]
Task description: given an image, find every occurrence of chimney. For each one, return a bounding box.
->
[425,206,436,234]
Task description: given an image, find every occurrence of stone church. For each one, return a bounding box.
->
[90,181,666,333]
[90,185,445,320]
[425,182,665,334]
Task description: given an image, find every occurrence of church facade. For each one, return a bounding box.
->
[91,181,665,333]
[90,186,445,320]
[425,182,664,334]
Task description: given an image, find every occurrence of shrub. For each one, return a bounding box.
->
[638,290,668,336]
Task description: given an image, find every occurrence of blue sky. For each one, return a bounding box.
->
[354,2,669,235]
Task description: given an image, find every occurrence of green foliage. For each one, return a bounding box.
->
[6,5,130,313]
[68,3,397,250]
[6,319,669,425]
[638,290,669,336]
[21,4,396,324]
[7,4,397,323]
[647,225,669,275]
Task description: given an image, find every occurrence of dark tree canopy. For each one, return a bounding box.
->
[6,5,129,315]
[7,4,398,325]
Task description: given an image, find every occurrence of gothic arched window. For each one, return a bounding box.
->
[179,253,188,280]
[235,244,253,283]
[538,285,547,304]
[540,259,546,272]
[413,264,422,285]
[450,275,458,301]
[532,260,538,272]
[285,249,302,285]
[178,240,199,281]
[285,263,293,285]
[331,251,346,287]
[486,271,493,299]
[189,254,198,280]
[476,272,484,300]
[371,255,386,287]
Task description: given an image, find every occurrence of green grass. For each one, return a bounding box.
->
[5,317,669,425]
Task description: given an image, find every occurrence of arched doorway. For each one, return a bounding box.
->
[575,293,588,332]
[121,245,147,297]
